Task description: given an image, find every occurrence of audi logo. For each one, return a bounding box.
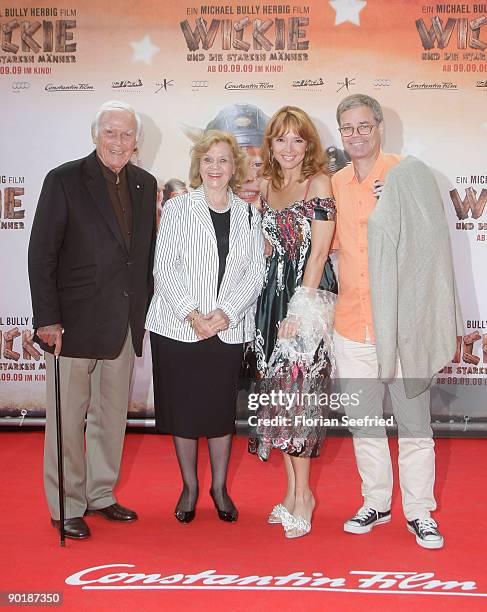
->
[373,79,392,87]
[192,80,209,88]
[12,81,30,91]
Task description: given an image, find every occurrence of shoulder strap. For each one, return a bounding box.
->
[243,207,252,346]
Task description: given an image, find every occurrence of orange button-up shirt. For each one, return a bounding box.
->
[331,151,402,343]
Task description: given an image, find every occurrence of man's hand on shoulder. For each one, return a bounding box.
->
[373,180,384,198]
[37,323,63,356]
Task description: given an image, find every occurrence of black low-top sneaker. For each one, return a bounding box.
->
[344,507,391,534]
[407,518,444,549]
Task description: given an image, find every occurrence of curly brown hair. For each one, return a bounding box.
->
[261,106,328,190]
[189,130,246,191]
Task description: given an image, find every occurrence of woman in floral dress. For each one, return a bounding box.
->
[248,106,337,538]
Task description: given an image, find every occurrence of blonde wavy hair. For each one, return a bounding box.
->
[261,106,328,190]
[189,129,246,191]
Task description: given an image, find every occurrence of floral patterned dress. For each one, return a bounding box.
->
[248,186,338,460]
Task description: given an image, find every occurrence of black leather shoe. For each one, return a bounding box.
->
[90,503,138,522]
[51,517,91,539]
[210,490,238,522]
[175,509,196,524]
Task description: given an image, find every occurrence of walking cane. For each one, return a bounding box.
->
[54,353,66,546]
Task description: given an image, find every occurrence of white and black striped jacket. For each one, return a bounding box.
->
[145,185,265,343]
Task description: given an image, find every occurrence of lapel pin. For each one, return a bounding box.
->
[136,184,140,189]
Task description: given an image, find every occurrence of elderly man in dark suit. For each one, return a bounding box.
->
[28,100,157,539]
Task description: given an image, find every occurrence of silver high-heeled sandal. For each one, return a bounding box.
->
[267,503,292,524]
[282,513,312,538]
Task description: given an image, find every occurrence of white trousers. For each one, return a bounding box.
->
[334,331,436,521]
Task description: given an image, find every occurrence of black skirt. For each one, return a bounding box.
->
[150,333,243,438]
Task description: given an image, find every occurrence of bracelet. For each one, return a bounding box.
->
[187,310,200,328]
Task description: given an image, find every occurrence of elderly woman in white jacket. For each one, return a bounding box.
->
[146,130,265,524]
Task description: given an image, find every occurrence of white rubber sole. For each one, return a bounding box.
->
[407,524,444,549]
[343,514,391,534]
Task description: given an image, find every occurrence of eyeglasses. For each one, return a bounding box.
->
[338,124,377,137]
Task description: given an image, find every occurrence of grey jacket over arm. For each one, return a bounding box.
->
[368,156,464,398]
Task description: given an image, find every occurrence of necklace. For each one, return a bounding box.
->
[205,190,231,213]
[207,202,231,213]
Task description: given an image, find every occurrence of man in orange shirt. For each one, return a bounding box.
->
[331,94,443,549]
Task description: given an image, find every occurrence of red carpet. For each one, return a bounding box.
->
[1,432,486,611]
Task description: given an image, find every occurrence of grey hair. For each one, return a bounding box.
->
[162,178,187,203]
[91,100,142,140]
[336,94,383,125]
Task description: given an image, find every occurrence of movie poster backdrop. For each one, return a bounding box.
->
[1,0,486,430]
